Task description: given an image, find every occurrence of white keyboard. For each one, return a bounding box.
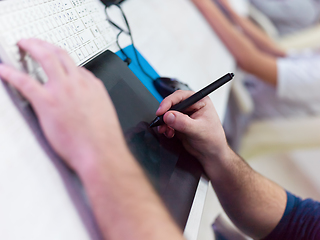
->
[0,0,117,83]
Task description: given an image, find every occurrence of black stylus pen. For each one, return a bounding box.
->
[149,73,234,128]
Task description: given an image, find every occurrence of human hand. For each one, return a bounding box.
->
[156,90,230,171]
[0,39,126,174]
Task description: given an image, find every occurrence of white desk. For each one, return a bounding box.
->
[107,0,237,239]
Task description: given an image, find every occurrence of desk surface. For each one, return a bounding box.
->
[107,0,236,239]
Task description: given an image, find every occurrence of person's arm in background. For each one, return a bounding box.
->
[0,39,184,240]
[192,0,278,86]
[156,90,287,239]
[216,0,286,57]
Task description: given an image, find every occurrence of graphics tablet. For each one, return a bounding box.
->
[84,50,203,229]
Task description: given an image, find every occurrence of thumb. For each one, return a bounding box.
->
[163,111,197,135]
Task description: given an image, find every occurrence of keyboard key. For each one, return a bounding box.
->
[62,0,73,10]
[87,41,98,53]
[90,26,100,37]
[85,43,93,54]
[81,46,89,57]
[78,29,94,43]
[75,48,84,61]
[74,19,85,32]
[60,40,71,52]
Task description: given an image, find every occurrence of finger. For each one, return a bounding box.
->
[164,127,175,138]
[157,125,167,134]
[36,40,77,74]
[18,39,66,80]
[157,91,210,117]
[0,64,46,104]
[163,111,197,135]
[182,97,207,114]
[156,90,195,116]
[158,125,172,136]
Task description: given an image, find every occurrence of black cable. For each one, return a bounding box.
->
[105,4,154,81]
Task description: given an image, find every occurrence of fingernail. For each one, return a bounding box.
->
[166,113,175,125]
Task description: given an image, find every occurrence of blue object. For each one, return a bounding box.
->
[263,191,320,240]
[116,45,163,103]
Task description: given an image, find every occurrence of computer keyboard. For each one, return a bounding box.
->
[0,0,117,84]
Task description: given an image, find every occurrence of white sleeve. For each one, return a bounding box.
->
[277,54,320,103]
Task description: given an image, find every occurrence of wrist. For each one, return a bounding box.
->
[73,134,132,178]
[199,144,235,178]
[77,147,151,193]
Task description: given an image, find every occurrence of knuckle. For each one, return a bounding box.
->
[56,47,68,56]
[72,70,82,79]
[18,76,34,91]
[177,89,194,95]
[174,90,187,98]
[45,94,56,107]
[161,102,171,112]
[64,82,75,94]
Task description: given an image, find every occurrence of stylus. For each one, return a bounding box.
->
[149,73,234,128]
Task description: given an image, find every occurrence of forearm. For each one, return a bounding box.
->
[224,5,286,57]
[192,0,260,69]
[203,148,287,239]
[192,0,278,86]
[157,90,286,238]
[77,142,183,240]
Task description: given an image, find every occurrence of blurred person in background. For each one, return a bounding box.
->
[192,0,320,120]
[191,0,320,155]
[249,0,320,36]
